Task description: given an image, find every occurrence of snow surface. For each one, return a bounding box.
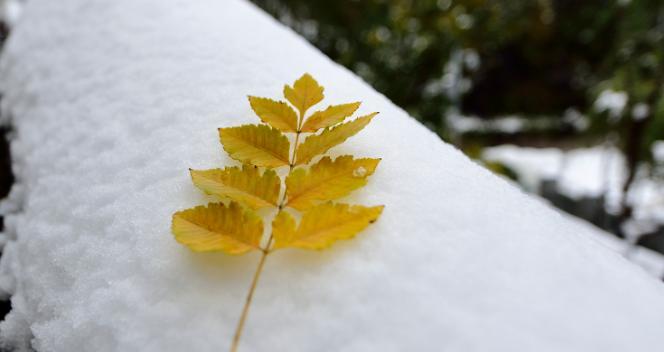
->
[563,212,664,278]
[484,145,664,224]
[1,0,664,351]
[482,146,564,192]
[0,0,23,26]
[481,146,664,277]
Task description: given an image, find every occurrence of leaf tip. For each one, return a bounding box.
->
[369,206,385,223]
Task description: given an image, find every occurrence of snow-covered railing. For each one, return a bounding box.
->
[0,0,663,351]
[483,144,664,278]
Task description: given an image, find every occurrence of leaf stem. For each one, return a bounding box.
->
[290,132,301,168]
[229,116,304,352]
[230,249,268,352]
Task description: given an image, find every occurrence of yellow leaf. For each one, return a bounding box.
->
[286,155,380,210]
[172,202,263,254]
[283,73,324,116]
[219,124,290,167]
[273,202,384,250]
[271,210,297,249]
[190,165,280,209]
[296,112,377,165]
[248,96,298,132]
[300,102,361,132]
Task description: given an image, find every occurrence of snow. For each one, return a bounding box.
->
[446,113,527,134]
[1,0,664,351]
[627,176,664,224]
[631,103,650,121]
[594,89,628,121]
[482,146,563,191]
[483,145,664,277]
[565,212,664,278]
[423,49,475,101]
[484,145,664,222]
[654,141,664,162]
[0,0,23,26]
[483,145,627,203]
[445,110,588,135]
[557,148,625,211]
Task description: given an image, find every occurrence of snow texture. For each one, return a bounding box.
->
[484,145,664,225]
[484,146,625,203]
[1,0,664,351]
[482,145,664,277]
[561,211,664,279]
[0,0,23,27]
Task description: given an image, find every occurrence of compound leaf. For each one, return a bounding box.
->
[301,102,361,132]
[172,202,263,254]
[190,165,280,209]
[273,202,384,250]
[284,73,324,116]
[248,96,298,132]
[219,124,290,167]
[286,155,380,210]
[173,73,384,259]
[296,112,377,165]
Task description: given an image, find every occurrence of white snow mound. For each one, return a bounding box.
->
[0,0,663,351]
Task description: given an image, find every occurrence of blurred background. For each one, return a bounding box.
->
[248,0,664,268]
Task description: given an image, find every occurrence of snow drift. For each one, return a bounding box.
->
[0,0,663,351]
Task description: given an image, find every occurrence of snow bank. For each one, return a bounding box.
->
[584,222,664,279]
[483,145,664,277]
[1,0,664,351]
[484,145,664,226]
[0,0,23,27]
[484,145,625,206]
